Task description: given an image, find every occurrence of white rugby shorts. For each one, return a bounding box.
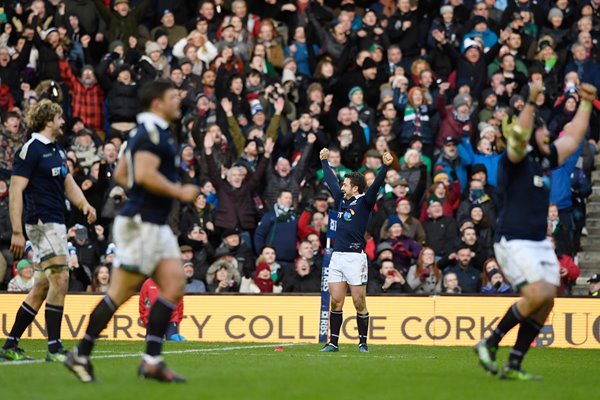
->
[25,221,68,266]
[494,237,560,289]
[112,215,181,276]
[328,251,368,286]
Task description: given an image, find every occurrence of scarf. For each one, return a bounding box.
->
[452,109,470,123]
[255,276,274,293]
[274,203,294,222]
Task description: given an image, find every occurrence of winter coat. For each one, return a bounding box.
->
[263,142,313,210]
[282,269,321,293]
[423,216,459,258]
[385,236,423,275]
[205,152,268,231]
[254,209,298,262]
[93,0,152,45]
[406,265,442,294]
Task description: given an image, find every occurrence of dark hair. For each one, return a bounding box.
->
[3,110,20,121]
[261,244,276,254]
[277,189,292,198]
[139,79,176,111]
[345,171,367,193]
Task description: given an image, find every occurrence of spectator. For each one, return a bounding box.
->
[254,190,298,269]
[480,268,512,294]
[257,245,284,286]
[139,277,185,341]
[423,200,459,258]
[282,257,320,293]
[240,262,279,294]
[0,112,27,180]
[367,258,412,294]
[183,260,207,294]
[443,271,462,294]
[588,274,600,297]
[203,132,273,240]
[384,215,422,275]
[7,259,34,293]
[207,249,241,293]
[442,245,481,293]
[215,228,255,279]
[379,196,426,243]
[91,265,110,293]
[57,48,105,132]
[548,236,580,296]
[93,0,152,46]
[407,248,442,294]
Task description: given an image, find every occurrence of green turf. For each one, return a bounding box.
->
[0,340,595,400]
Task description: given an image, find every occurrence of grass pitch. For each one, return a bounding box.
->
[0,340,594,400]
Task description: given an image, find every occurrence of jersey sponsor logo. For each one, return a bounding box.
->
[343,209,355,221]
[51,167,61,176]
[533,175,550,189]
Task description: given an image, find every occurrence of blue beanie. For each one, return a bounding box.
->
[387,215,403,230]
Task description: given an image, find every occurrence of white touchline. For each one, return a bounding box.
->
[0,343,307,367]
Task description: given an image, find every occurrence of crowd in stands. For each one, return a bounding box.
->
[1,0,600,296]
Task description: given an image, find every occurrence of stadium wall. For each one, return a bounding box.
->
[1,294,599,348]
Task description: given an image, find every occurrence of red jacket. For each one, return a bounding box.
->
[0,84,14,112]
[139,278,184,327]
[298,209,318,241]
[419,180,461,222]
[436,94,472,148]
[558,254,580,296]
[59,59,104,131]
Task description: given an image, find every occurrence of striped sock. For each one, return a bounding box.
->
[78,296,118,357]
[3,302,37,350]
[329,311,343,346]
[508,318,543,370]
[46,304,64,353]
[357,313,369,345]
[486,303,524,349]
[145,297,176,357]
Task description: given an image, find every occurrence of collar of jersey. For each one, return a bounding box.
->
[31,133,53,145]
[137,112,169,130]
[346,193,365,202]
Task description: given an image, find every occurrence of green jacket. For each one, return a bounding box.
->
[94,0,151,45]
[227,113,281,157]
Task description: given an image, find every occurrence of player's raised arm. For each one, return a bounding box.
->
[505,82,544,164]
[553,84,597,166]
[320,148,344,203]
[364,152,392,206]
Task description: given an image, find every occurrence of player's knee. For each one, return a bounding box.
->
[330,298,343,311]
[353,299,367,313]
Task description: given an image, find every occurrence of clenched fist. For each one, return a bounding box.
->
[319,148,329,161]
[382,152,394,166]
[579,83,597,103]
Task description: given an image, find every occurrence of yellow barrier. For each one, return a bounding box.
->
[1,294,599,348]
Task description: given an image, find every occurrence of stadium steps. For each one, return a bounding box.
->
[576,169,600,294]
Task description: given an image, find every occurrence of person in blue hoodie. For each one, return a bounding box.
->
[459,125,503,187]
[550,141,583,249]
[254,189,298,271]
[284,26,319,78]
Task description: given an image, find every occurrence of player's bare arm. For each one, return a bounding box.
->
[8,175,28,259]
[554,83,597,165]
[64,174,97,225]
[506,81,544,164]
[113,152,129,188]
